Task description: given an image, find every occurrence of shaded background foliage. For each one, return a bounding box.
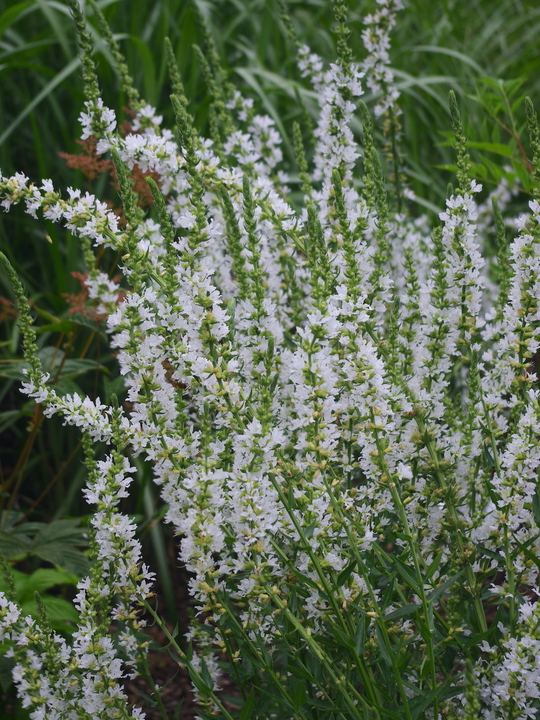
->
[1,0,540,713]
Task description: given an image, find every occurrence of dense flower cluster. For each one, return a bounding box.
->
[360,0,404,119]
[0,421,151,720]
[1,0,540,718]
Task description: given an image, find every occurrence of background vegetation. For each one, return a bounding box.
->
[1,0,540,715]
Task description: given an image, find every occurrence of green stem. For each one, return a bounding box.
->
[321,477,415,720]
[267,468,382,710]
[142,600,237,720]
[369,407,438,720]
[414,413,487,634]
[263,581,378,720]
[362,322,488,635]
[480,396,517,629]
[215,598,311,720]
[139,655,169,720]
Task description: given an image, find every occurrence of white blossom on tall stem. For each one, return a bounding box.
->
[0,422,153,720]
[360,0,404,120]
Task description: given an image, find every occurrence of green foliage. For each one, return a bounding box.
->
[0,566,79,629]
[0,513,89,577]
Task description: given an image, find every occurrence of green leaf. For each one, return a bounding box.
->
[103,375,127,403]
[287,663,315,682]
[426,602,435,635]
[312,632,339,651]
[382,552,421,595]
[425,553,443,581]
[0,409,25,435]
[132,686,158,708]
[12,568,78,603]
[532,485,540,528]
[0,531,31,560]
[287,569,319,591]
[188,667,213,695]
[466,141,514,157]
[20,595,79,627]
[31,519,87,545]
[0,349,106,381]
[412,45,485,74]
[0,57,81,147]
[167,649,185,667]
[0,520,89,577]
[426,570,465,604]
[254,634,273,668]
[69,312,108,336]
[0,655,15,693]
[354,614,366,655]
[0,2,33,39]
[56,358,109,380]
[293,679,307,712]
[332,626,355,650]
[35,320,75,334]
[306,695,339,710]
[409,682,464,720]
[196,711,225,720]
[463,628,494,650]
[200,657,214,692]
[336,559,356,587]
[513,535,540,572]
[129,36,158,105]
[0,569,79,634]
[234,66,293,156]
[384,603,421,621]
[240,688,256,720]
[173,698,185,720]
[32,544,90,577]
[514,161,532,189]
[375,625,393,666]
[241,653,253,675]
[470,161,488,180]
[478,154,504,181]
[53,378,85,398]
[0,362,31,381]
[435,164,459,173]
